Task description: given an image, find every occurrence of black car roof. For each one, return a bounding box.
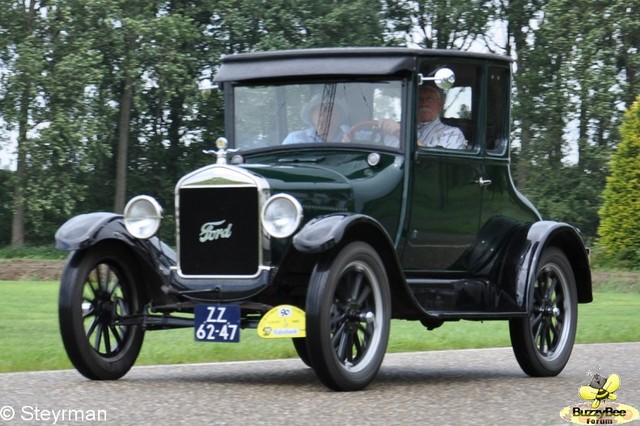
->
[214,47,512,82]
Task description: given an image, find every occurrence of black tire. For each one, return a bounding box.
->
[305,242,391,391]
[59,242,145,380]
[292,337,312,367]
[509,247,577,376]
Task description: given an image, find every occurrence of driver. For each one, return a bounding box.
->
[375,85,467,149]
[282,94,349,144]
[416,85,467,149]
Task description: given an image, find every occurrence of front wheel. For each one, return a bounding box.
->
[305,242,391,391]
[509,247,577,376]
[59,242,145,380]
[292,337,311,367]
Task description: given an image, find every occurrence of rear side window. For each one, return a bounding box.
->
[443,86,472,121]
[486,67,510,156]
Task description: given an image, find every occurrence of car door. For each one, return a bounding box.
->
[402,150,484,272]
[400,63,485,272]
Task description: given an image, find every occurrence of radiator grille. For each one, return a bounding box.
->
[178,186,259,276]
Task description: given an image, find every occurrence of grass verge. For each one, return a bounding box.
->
[0,280,638,373]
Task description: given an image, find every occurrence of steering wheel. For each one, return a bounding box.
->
[344,121,385,144]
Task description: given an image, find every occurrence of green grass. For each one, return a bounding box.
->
[0,280,638,373]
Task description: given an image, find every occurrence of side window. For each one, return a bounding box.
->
[417,63,479,151]
[486,67,510,155]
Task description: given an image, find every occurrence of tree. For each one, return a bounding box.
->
[127,0,219,240]
[0,1,112,244]
[499,0,634,238]
[0,1,118,244]
[28,2,112,241]
[597,96,640,266]
[0,170,12,245]
[506,0,587,230]
[384,0,494,49]
[90,2,160,213]
[0,0,45,246]
[0,0,638,247]
[210,0,389,52]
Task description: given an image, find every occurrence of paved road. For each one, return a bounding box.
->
[1,343,639,425]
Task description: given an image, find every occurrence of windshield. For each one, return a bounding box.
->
[233,81,404,150]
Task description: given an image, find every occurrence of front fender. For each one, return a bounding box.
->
[292,212,424,320]
[55,212,177,298]
[55,212,122,251]
[511,221,592,309]
[55,211,176,264]
[293,213,386,254]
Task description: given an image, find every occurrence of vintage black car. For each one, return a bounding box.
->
[55,47,592,391]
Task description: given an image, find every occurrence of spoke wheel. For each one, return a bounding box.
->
[59,242,145,380]
[306,242,390,391]
[509,247,577,376]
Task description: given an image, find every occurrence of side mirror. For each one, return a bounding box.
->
[419,68,455,90]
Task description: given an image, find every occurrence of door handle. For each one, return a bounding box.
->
[475,177,492,187]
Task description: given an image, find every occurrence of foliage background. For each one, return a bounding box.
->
[597,96,640,267]
[0,0,638,263]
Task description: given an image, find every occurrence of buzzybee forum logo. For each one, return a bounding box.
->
[560,367,640,424]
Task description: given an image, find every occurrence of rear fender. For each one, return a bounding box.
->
[507,221,592,310]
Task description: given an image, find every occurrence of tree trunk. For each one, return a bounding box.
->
[114,73,134,214]
[10,0,37,247]
[114,32,138,214]
[10,88,28,246]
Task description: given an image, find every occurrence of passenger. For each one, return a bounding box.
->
[282,94,349,144]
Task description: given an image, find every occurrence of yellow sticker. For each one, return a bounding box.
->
[257,305,306,339]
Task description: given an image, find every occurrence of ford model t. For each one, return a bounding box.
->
[55,48,592,391]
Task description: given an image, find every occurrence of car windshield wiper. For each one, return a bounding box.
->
[278,156,325,163]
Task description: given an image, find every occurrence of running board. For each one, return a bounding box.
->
[406,276,526,320]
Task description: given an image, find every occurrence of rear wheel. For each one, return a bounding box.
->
[305,242,391,391]
[509,247,577,376]
[59,242,145,380]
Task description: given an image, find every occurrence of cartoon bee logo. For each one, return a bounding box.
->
[579,372,620,408]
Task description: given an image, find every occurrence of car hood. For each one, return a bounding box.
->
[240,152,405,229]
[241,163,354,216]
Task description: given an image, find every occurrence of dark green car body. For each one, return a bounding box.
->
[211,48,591,317]
[55,48,592,391]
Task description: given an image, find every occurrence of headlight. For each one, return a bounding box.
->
[123,195,163,239]
[261,194,303,239]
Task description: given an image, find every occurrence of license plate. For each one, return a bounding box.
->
[194,305,240,342]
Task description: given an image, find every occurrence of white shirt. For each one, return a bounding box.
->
[417,118,467,149]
